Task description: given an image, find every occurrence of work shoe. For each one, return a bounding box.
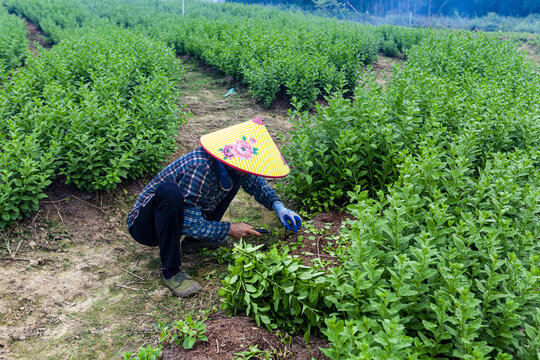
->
[182,237,221,254]
[161,269,202,297]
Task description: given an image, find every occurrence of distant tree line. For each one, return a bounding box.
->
[228,0,540,17]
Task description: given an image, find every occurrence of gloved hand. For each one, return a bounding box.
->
[272,201,302,232]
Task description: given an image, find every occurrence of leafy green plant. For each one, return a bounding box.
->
[220,242,333,340]
[0,7,29,78]
[0,24,185,228]
[122,345,162,360]
[4,0,427,110]
[157,313,208,349]
[221,29,540,360]
[0,129,60,227]
[200,245,234,264]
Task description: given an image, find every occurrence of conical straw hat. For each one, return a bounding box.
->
[200,118,290,178]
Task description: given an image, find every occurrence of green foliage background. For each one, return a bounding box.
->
[0,26,184,227]
[222,28,540,360]
[3,0,429,109]
[0,6,29,79]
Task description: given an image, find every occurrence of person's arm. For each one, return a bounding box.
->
[183,206,262,241]
[180,164,261,241]
[241,175,302,232]
[183,206,230,242]
[180,164,229,242]
[240,175,280,210]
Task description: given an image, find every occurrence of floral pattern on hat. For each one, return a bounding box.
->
[219,135,259,160]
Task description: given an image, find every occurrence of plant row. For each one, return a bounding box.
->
[4,0,429,109]
[0,27,184,228]
[0,7,29,80]
[221,31,540,359]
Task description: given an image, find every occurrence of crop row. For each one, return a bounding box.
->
[4,0,429,109]
[222,31,540,359]
[0,6,29,80]
[0,27,184,227]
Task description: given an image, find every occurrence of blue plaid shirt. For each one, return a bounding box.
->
[127,147,280,242]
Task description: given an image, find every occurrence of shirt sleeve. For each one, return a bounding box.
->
[183,206,230,242]
[179,163,230,242]
[241,175,281,210]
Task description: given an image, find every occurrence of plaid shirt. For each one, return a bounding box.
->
[127,147,280,242]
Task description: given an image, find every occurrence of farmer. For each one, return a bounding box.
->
[126,118,302,297]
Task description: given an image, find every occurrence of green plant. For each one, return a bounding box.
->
[231,209,262,224]
[0,24,185,228]
[220,242,332,340]
[157,313,208,349]
[233,344,279,360]
[200,245,234,264]
[122,344,162,360]
[221,29,540,360]
[4,0,428,110]
[0,7,29,78]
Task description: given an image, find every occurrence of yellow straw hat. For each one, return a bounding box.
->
[200,118,290,178]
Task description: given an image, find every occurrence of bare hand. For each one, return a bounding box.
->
[228,223,262,239]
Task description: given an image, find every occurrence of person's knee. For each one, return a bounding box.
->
[154,182,183,208]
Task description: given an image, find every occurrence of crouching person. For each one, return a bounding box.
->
[126,118,302,297]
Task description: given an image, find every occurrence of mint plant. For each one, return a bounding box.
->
[5,0,427,110]
[122,345,162,360]
[0,7,29,79]
[0,25,185,227]
[221,30,540,360]
[219,242,333,339]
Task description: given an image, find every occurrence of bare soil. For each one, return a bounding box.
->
[162,313,327,360]
[370,53,402,90]
[283,212,355,269]
[26,20,50,53]
[520,43,540,67]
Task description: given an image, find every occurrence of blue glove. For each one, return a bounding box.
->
[272,201,302,232]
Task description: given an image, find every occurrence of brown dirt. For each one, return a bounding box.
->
[520,43,540,67]
[162,313,328,360]
[370,54,401,90]
[25,21,50,53]
[282,212,354,269]
[0,178,156,359]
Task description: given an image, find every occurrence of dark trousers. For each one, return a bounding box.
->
[128,182,239,268]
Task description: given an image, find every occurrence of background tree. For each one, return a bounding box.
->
[228,0,539,17]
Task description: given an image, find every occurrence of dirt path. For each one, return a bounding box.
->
[370,53,401,89]
[25,21,50,53]
[520,43,540,67]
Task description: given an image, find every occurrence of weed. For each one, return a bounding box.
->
[122,344,161,360]
[155,311,208,349]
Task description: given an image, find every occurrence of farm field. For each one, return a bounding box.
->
[0,54,307,359]
[1,0,540,359]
